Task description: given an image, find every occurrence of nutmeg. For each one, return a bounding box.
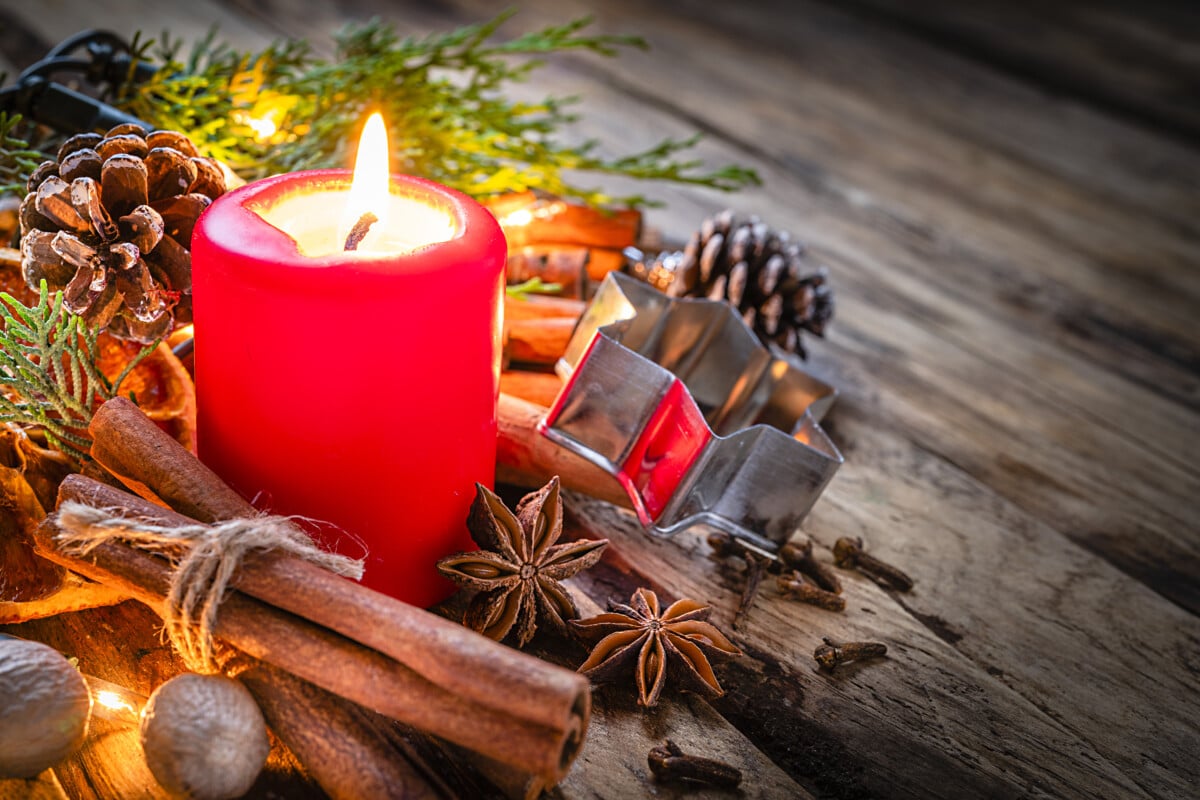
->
[0,636,92,778]
[139,673,269,800]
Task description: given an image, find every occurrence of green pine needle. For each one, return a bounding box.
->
[110,13,758,207]
[505,277,563,298]
[0,112,43,196]
[0,283,157,465]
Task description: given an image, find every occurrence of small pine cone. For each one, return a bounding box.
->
[19,125,226,343]
[626,210,833,358]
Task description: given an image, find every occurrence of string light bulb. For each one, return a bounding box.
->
[84,674,146,728]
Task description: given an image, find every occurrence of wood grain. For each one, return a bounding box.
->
[539,589,813,800]
[434,0,1200,608]
[833,0,1200,144]
[1,1,1197,798]
[561,495,1175,799]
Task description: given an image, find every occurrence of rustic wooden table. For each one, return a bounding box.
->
[1,1,1197,798]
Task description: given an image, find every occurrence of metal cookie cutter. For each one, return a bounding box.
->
[538,272,843,555]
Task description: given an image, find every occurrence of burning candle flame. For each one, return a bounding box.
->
[338,112,391,250]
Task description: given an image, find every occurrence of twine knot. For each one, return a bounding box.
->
[55,501,364,673]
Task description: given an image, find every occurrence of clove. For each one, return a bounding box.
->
[647,740,742,789]
[707,532,770,629]
[779,537,842,594]
[833,537,914,592]
[777,572,845,612]
[813,637,888,670]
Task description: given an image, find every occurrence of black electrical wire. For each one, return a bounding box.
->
[0,29,155,134]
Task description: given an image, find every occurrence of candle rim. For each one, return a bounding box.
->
[197,170,505,280]
[248,172,460,257]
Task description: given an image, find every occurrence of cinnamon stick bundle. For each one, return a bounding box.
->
[502,294,583,367]
[88,400,587,730]
[80,398,590,782]
[37,488,582,783]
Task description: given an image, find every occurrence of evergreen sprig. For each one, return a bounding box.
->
[0,284,156,464]
[0,112,43,196]
[112,13,758,206]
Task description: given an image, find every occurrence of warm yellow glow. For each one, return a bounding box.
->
[232,110,281,143]
[499,208,534,228]
[338,112,391,250]
[246,115,278,141]
[95,689,137,715]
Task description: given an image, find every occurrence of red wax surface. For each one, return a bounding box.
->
[191,171,505,607]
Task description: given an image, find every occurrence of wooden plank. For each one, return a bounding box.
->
[412,0,1200,607]
[5,0,276,55]
[833,0,1200,144]
[0,770,69,800]
[550,590,812,800]
[489,59,1200,606]
[563,469,1199,800]
[450,0,1200,365]
[440,0,1200,234]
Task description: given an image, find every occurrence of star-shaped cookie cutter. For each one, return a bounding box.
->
[538,272,843,555]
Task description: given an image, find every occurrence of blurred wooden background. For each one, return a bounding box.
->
[1,1,1197,798]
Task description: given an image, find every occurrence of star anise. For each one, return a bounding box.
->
[571,588,741,707]
[436,477,608,647]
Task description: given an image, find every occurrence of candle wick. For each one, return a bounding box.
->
[344,212,379,251]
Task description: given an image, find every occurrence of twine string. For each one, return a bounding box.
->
[55,501,365,673]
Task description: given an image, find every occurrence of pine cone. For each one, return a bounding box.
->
[627,210,833,357]
[18,124,226,343]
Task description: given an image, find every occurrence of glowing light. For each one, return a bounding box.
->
[232,110,280,143]
[499,208,534,228]
[95,690,137,716]
[495,199,567,230]
[84,674,146,727]
[245,115,278,141]
[338,112,391,250]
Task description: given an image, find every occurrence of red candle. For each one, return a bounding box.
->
[191,115,506,607]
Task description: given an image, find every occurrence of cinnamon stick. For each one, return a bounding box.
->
[90,397,249,521]
[237,661,444,800]
[487,192,641,250]
[0,246,19,271]
[583,247,625,283]
[509,242,624,284]
[500,370,565,409]
[503,294,586,323]
[504,317,576,366]
[506,246,589,299]
[496,393,630,509]
[34,511,582,783]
